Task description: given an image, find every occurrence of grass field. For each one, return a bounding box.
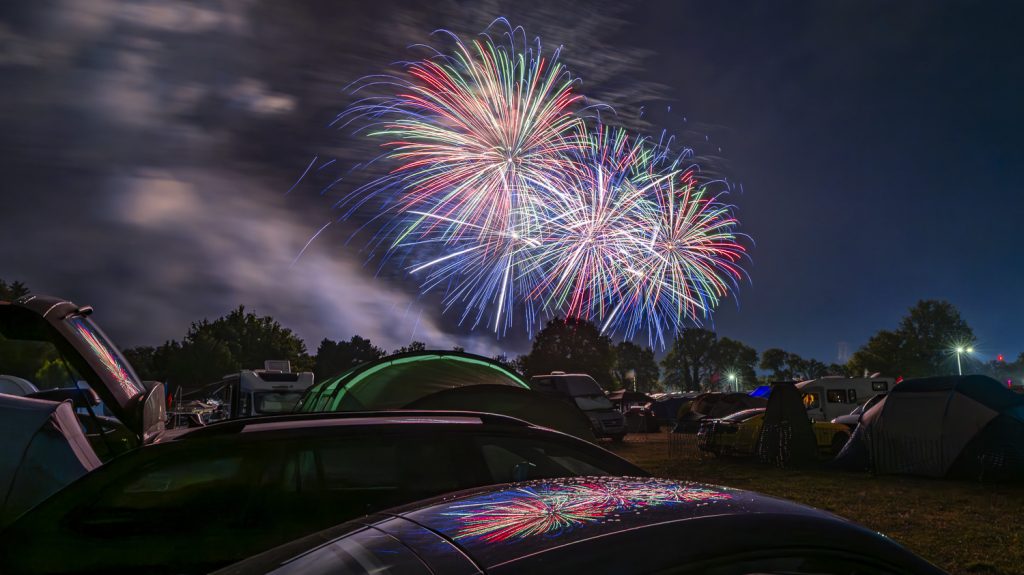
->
[606,431,1024,575]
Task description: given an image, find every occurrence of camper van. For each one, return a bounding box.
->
[528,372,627,441]
[208,360,314,419]
[796,376,894,422]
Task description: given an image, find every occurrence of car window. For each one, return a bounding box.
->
[574,394,614,411]
[81,452,258,533]
[474,435,627,482]
[826,390,849,404]
[276,433,485,509]
[254,391,304,414]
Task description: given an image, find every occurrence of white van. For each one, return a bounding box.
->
[796,377,893,422]
[528,372,627,441]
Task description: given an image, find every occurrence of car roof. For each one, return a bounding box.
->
[228,476,940,574]
[165,410,538,442]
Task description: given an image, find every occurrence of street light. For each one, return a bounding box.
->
[727,372,738,392]
[954,346,974,376]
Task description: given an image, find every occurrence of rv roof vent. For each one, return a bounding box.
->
[264,360,291,373]
[550,371,565,375]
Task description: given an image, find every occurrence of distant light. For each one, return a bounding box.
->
[966,347,974,353]
[955,347,964,353]
[998,354,1005,362]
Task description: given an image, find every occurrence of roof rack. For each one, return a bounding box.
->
[173,409,533,439]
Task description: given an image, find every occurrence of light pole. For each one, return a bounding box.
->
[727,372,738,392]
[954,346,974,376]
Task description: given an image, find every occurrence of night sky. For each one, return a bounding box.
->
[2,1,1022,364]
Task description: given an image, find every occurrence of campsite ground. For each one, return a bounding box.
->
[607,432,1024,575]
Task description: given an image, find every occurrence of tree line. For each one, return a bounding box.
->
[3,278,1021,393]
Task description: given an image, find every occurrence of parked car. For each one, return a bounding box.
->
[0,295,166,452]
[213,476,945,575]
[697,408,851,457]
[0,411,646,575]
[832,393,888,429]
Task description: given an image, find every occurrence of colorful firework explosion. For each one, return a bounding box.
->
[322,20,749,344]
[443,478,733,543]
[336,20,584,333]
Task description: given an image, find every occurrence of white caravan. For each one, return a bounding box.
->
[796,376,894,422]
[210,360,314,419]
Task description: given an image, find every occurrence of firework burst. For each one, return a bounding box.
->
[321,21,749,345]
[338,20,585,333]
[609,164,748,346]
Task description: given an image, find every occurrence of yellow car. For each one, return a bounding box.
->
[696,408,850,458]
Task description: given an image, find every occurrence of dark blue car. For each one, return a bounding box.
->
[216,476,946,575]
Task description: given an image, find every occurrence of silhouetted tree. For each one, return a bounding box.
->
[0,279,29,301]
[759,348,793,380]
[662,328,717,392]
[709,337,758,390]
[492,353,525,375]
[121,307,311,391]
[314,336,385,379]
[849,300,975,377]
[394,341,427,354]
[185,306,311,372]
[521,318,614,388]
[611,341,660,393]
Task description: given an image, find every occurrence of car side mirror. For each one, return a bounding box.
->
[141,382,166,444]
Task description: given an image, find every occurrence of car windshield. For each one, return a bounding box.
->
[574,394,613,411]
[722,408,765,422]
[562,375,604,397]
[253,391,304,414]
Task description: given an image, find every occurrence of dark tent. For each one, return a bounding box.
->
[299,351,530,412]
[835,375,1024,479]
[674,392,767,433]
[651,394,695,425]
[694,392,768,418]
[406,384,596,441]
[756,381,818,467]
[607,390,655,407]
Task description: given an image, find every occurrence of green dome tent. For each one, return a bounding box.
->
[300,351,530,412]
[297,351,596,441]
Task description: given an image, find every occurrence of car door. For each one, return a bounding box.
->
[2,441,272,575]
